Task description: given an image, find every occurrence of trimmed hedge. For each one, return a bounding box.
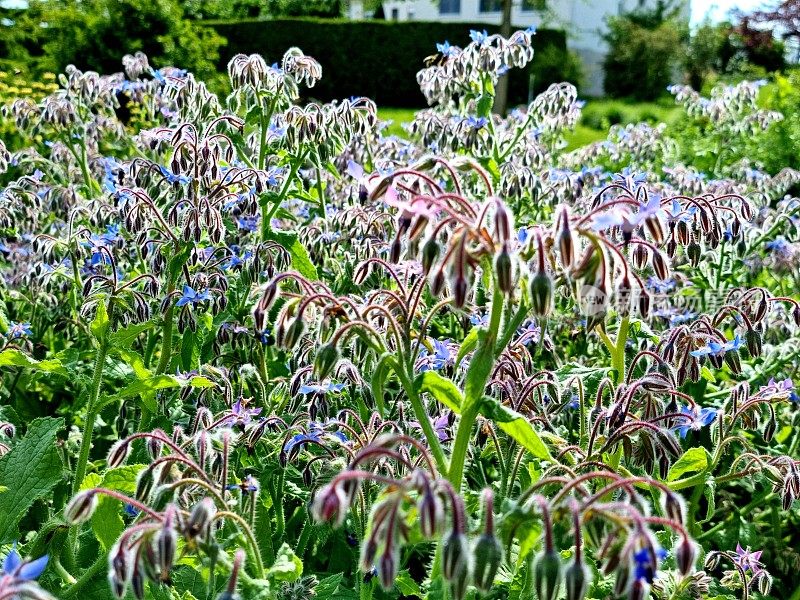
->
[203,18,568,107]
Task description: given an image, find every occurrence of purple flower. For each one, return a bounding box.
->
[733,543,764,575]
[223,398,262,427]
[417,338,456,372]
[435,41,458,57]
[470,313,489,327]
[760,378,798,401]
[283,420,348,455]
[226,474,259,494]
[632,547,665,584]
[2,543,48,581]
[175,285,211,308]
[674,405,718,438]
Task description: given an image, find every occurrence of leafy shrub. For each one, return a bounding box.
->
[603,2,687,100]
[7,0,225,81]
[204,18,569,106]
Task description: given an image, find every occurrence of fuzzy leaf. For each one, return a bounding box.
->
[0,349,68,376]
[668,447,710,481]
[416,370,463,413]
[109,321,153,349]
[480,397,552,461]
[0,417,65,543]
[265,230,318,280]
[268,543,303,582]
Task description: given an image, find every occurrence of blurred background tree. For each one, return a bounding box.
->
[602,0,688,100]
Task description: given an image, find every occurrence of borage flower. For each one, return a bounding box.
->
[674,405,718,439]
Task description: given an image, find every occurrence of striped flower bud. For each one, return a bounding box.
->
[556,206,574,269]
[442,530,469,582]
[282,317,305,349]
[157,521,178,574]
[421,236,440,275]
[533,550,563,600]
[107,439,131,468]
[186,497,216,540]
[472,534,503,591]
[65,489,99,524]
[745,328,762,358]
[530,272,553,317]
[135,467,155,502]
[493,199,513,244]
[314,343,340,381]
[564,560,591,600]
[495,245,514,293]
[430,269,446,296]
[675,537,697,576]
[651,250,670,281]
[417,489,444,539]
[687,241,701,267]
[378,549,398,590]
[661,491,685,524]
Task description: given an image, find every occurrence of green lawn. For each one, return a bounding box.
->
[377,98,682,150]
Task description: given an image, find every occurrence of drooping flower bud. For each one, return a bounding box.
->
[674,537,697,576]
[314,342,340,381]
[660,491,685,524]
[282,317,306,349]
[472,534,503,591]
[745,328,762,358]
[530,272,553,317]
[186,497,216,540]
[495,245,514,293]
[564,560,591,600]
[493,198,513,244]
[651,250,670,280]
[533,550,563,600]
[378,549,398,590]
[107,439,131,468]
[65,489,99,524]
[442,530,470,582]
[421,236,440,275]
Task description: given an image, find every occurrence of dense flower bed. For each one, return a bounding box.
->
[1,29,799,600]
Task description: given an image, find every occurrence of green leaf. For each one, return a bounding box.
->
[479,397,552,461]
[0,349,68,376]
[667,447,710,481]
[370,353,395,417]
[395,570,421,595]
[81,465,144,549]
[454,326,479,370]
[268,543,303,582]
[416,371,463,413]
[117,348,150,380]
[109,321,153,349]
[0,417,65,543]
[91,300,110,340]
[555,363,609,404]
[265,230,318,280]
[106,374,215,412]
[700,478,716,524]
[477,93,494,118]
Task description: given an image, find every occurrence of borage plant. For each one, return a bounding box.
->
[1,26,799,600]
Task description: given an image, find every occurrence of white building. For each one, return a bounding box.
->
[348,0,690,96]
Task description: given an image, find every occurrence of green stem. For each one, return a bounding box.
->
[261,149,309,240]
[72,305,112,495]
[448,283,504,489]
[398,368,448,475]
[611,316,630,384]
[61,554,105,599]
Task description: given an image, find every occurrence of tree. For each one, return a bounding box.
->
[602,0,687,99]
[746,0,800,61]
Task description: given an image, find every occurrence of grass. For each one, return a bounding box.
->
[377,97,683,150]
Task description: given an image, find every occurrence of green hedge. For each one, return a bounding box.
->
[203,18,568,107]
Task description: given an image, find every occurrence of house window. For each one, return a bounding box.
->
[479,0,502,12]
[521,0,545,10]
[391,7,399,19]
[439,0,461,15]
